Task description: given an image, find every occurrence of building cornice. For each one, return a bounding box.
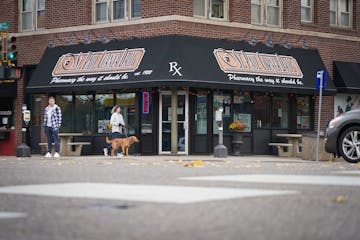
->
[14,15,360,42]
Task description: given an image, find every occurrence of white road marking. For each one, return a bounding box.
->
[0,212,27,219]
[180,174,360,186]
[332,171,360,175]
[0,183,298,204]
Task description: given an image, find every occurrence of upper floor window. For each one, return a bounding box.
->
[251,0,282,27]
[94,0,141,23]
[20,0,45,31]
[193,0,229,20]
[330,0,352,27]
[301,0,313,23]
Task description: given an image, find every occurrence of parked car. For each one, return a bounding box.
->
[325,109,360,163]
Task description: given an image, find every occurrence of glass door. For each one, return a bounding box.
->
[159,91,188,154]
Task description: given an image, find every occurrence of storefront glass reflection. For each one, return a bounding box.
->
[56,95,73,132]
[253,93,270,128]
[196,91,207,134]
[75,95,94,134]
[96,94,114,133]
[272,94,289,128]
[213,92,232,134]
[116,93,136,135]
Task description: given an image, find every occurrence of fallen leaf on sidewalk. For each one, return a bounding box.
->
[96,161,113,166]
[184,160,203,167]
[334,195,347,203]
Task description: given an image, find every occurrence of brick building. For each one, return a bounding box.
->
[0,0,359,156]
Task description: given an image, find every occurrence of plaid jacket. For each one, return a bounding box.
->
[44,105,62,130]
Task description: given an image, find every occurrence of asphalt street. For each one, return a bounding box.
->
[0,155,359,240]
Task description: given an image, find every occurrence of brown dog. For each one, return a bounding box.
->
[106,136,139,156]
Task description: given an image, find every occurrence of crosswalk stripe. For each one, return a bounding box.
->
[0,212,27,219]
[180,174,360,186]
[0,183,298,204]
[332,171,360,175]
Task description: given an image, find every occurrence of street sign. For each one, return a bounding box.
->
[0,22,9,31]
[315,70,326,162]
[316,70,327,90]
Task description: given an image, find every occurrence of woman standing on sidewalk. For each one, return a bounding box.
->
[104,105,125,156]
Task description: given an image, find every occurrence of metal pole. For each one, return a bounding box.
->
[219,121,223,145]
[171,88,178,155]
[316,72,323,162]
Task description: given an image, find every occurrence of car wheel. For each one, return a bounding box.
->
[339,126,360,163]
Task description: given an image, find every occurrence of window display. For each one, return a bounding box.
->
[296,96,311,129]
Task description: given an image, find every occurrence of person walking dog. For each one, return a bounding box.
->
[44,96,62,158]
[104,105,125,156]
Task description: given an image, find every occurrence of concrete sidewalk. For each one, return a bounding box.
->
[1,154,341,163]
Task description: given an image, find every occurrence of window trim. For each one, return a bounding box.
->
[19,0,45,32]
[93,0,141,24]
[330,0,353,28]
[193,0,229,21]
[251,0,282,28]
[36,0,45,29]
[301,0,314,23]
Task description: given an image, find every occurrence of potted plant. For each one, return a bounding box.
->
[229,121,246,155]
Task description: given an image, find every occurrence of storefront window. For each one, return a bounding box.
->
[253,93,270,128]
[75,95,94,134]
[271,94,289,128]
[233,91,252,132]
[297,96,311,130]
[95,94,114,133]
[56,95,73,132]
[213,92,232,134]
[116,93,136,135]
[196,91,207,134]
[141,92,153,135]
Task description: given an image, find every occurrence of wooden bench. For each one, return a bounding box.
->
[269,143,294,157]
[66,142,91,156]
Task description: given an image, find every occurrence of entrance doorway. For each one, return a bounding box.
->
[159,91,189,154]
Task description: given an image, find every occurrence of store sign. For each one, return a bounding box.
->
[142,92,150,114]
[214,48,304,86]
[52,48,145,77]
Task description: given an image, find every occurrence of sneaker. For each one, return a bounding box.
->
[117,153,123,157]
[45,152,52,158]
[103,148,108,156]
[53,152,60,158]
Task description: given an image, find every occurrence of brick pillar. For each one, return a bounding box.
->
[314,96,334,132]
[14,78,24,148]
[39,95,48,154]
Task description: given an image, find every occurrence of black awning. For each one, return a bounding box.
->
[0,81,17,97]
[27,35,336,95]
[334,61,360,93]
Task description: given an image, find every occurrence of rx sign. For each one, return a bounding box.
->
[169,62,183,76]
[316,70,327,91]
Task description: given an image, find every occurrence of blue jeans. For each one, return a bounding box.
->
[45,126,60,153]
[108,132,123,154]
